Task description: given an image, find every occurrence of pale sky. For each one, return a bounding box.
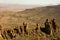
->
[0,0,60,6]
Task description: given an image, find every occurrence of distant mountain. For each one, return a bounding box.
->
[16,5,60,25]
[0,4,39,12]
[0,5,60,27]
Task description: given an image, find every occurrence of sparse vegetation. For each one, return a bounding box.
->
[0,5,60,40]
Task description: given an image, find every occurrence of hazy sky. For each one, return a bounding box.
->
[0,0,60,5]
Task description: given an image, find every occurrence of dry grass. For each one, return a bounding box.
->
[0,5,60,40]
